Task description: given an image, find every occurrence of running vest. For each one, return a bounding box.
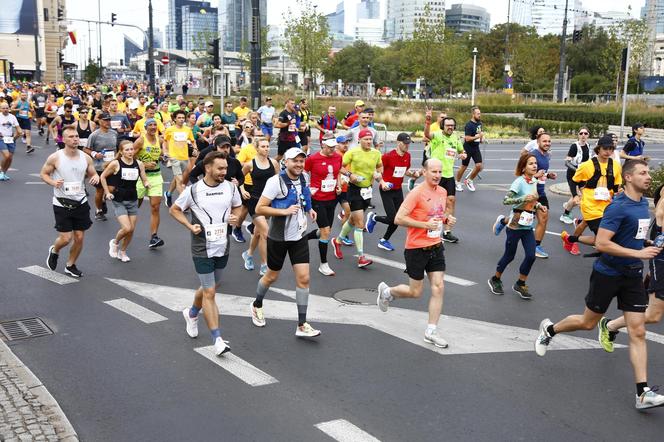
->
[270,171,312,211]
[112,158,140,201]
[52,149,88,207]
[569,142,589,168]
[582,157,617,191]
[76,120,92,147]
[136,134,161,173]
[15,100,30,119]
[249,158,275,199]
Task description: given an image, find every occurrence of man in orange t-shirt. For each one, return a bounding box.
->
[376,158,456,349]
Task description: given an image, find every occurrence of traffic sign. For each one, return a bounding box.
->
[161,56,169,65]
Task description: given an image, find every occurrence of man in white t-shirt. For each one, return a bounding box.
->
[0,102,22,181]
[256,97,276,142]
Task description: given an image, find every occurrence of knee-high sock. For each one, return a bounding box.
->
[338,221,352,239]
[354,227,364,255]
[318,239,329,263]
[254,280,269,308]
[296,287,309,325]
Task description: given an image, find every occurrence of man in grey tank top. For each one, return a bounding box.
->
[40,126,99,278]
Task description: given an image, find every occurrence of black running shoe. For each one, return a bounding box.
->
[442,232,459,243]
[487,277,504,295]
[46,246,58,271]
[513,282,532,300]
[149,235,165,248]
[64,264,83,278]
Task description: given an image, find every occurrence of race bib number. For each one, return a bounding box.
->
[2,136,14,144]
[78,138,88,147]
[228,124,236,131]
[445,148,456,158]
[110,120,122,129]
[518,211,534,227]
[360,187,372,200]
[594,187,610,201]
[427,220,443,238]
[103,150,116,162]
[121,168,139,181]
[295,135,301,144]
[321,179,336,193]
[19,110,28,117]
[393,166,407,178]
[635,219,650,240]
[174,131,187,142]
[38,102,45,108]
[205,223,227,242]
[63,181,83,196]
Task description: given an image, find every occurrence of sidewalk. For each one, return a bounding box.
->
[0,339,78,441]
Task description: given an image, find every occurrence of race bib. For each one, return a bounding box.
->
[38,102,45,108]
[635,219,650,240]
[393,166,407,178]
[360,187,372,200]
[427,220,443,238]
[18,110,28,117]
[63,181,83,196]
[78,138,88,147]
[174,131,187,142]
[2,136,13,144]
[518,211,534,227]
[121,168,139,181]
[103,150,116,162]
[321,179,336,193]
[594,187,610,201]
[295,135,301,144]
[110,120,122,129]
[445,148,456,158]
[205,223,227,242]
[228,124,236,131]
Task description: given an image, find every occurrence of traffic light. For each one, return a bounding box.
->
[621,47,628,72]
[572,30,582,43]
[207,38,220,69]
[58,52,64,66]
[111,13,117,26]
[57,6,64,21]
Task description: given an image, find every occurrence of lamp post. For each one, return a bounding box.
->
[471,47,478,105]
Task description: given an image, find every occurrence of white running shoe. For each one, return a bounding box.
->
[464,178,476,192]
[251,303,266,327]
[455,182,464,192]
[535,318,554,356]
[182,308,199,338]
[377,282,391,312]
[108,239,118,259]
[118,251,131,262]
[296,322,321,337]
[214,337,231,356]
[318,263,335,276]
[636,387,664,410]
[424,329,449,348]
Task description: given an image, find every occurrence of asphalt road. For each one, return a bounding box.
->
[2,133,664,441]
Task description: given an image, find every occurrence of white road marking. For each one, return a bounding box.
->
[29,173,41,177]
[359,253,476,287]
[193,346,279,386]
[106,278,621,355]
[315,419,380,442]
[18,265,78,285]
[25,181,46,185]
[545,231,562,237]
[646,331,664,345]
[103,298,168,323]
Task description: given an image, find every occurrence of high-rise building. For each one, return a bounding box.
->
[385,0,445,42]
[167,0,217,51]
[642,0,664,34]
[445,3,490,34]
[182,4,218,52]
[509,0,532,27]
[326,2,346,36]
[219,0,267,53]
[357,0,380,19]
[124,35,143,66]
[531,0,583,36]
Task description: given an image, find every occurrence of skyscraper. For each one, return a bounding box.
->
[530,0,583,36]
[167,0,218,50]
[445,3,490,34]
[642,0,664,34]
[218,0,268,53]
[385,0,445,42]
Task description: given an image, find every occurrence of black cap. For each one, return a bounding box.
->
[364,107,375,113]
[214,135,232,147]
[597,134,614,147]
[397,133,412,144]
[632,122,644,131]
[99,112,112,120]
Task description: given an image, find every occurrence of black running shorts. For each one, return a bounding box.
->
[267,236,309,271]
[404,245,446,281]
[585,269,648,314]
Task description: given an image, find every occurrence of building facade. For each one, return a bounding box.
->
[219,0,268,53]
[531,0,583,36]
[385,0,445,42]
[445,3,490,34]
[167,0,217,51]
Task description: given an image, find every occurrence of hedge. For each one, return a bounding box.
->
[524,107,664,130]
[480,115,608,136]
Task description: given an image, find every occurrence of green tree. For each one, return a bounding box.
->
[84,59,101,84]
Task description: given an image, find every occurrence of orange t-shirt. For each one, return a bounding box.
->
[401,183,448,249]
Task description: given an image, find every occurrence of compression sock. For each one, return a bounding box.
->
[338,221,353,240]
[189,305,201,318]
[296,287,309,326]
[354,227,364,255]
[546,324,557,337]
[637,383,648,396]
[210,328,222,342]
[254,280,269,308]
[318,239,329,263]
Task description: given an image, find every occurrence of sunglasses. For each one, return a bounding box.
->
[579,132,589,135]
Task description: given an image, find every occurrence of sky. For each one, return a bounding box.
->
[64,0,646,67]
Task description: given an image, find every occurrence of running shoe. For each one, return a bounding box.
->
[455,182,464,192]
[358,255,373,268]
[251,303,266,327]
[118,251,131,262]
[573,217,583,228]
[424,329,449,348]
[242,251,255,271]
[108,239,118,259]
[366,212,377,234]
[535,245,549,258]
[464,178,476,192]
[213,337,231,356]
[559,213,574,224]
[597,317,615,353]
[377,238,394,251]
[259,264,268,276]
[535,318,553,356]
[561,231,574,253]
[636,387,664,410]
[46,245,58,271]
[0,172,7,181]
[570,242,580,256]
[340,236,354,246]
[0,173,9,181]
[232,227,246,243]
[513,282,532,300]
[163,191,172,208]
[442,232,459,243]
[296,322,321,337]
[148,235,164,248]
[407,178,416,191]
[493,215,506,236]
[64,264,82,278]
[94,210,106,221]
[318,263,335,276]
[182,307,199,338]
[377,282,391,312]
[487,277,504,295]
[26,146,34,154]
[332,237,343,259]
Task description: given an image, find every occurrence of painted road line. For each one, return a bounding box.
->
[359,253,476,287]
[315,420,380,442]
[104,298,168,324]
[545,231,562,237]
[18,265,78,285]
[646,331,664,345]
[25,181,46,185]
[194,346,279,387]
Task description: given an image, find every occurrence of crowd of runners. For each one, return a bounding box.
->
[2,79,663,410]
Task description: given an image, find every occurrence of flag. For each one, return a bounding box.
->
[68,31,77,45]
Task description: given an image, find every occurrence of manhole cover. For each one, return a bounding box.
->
[333,288,377,305]
[0,318,53,341]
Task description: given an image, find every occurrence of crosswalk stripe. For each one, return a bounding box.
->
[18,265,78,285]
[103,298,168,324]
[646,331,664,345]
[359,253,476,287]
[193,347,279,387]
[315,419,380,442]
[25,181,46,185]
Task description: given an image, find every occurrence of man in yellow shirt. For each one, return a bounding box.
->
[233,96,251,121]
[132,106,165,137]
[136,95,148,117]
[163,110,195,205]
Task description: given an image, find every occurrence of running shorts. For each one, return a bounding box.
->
[648,259,664,301]
[53,202,92,232]
[267,236,309,271]
[312,199,338,229]
[404,244,446,281]
[461,145,482,166]
[438,176,455,197]
[585,269,648,314]
[137,172,164,199]
[347,184,371,212]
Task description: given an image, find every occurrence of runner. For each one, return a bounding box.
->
[41,126,99,277]
[529,133,556,258]
[85,112,118,221]
[0,102,22,181]
[50,103,77,149]
[11,91,34,153]
[331,129,383,268]
[522,126,545,153]
[235,120,255,152]
[44,94,58,145]
[163,110,195,207]
[233,97,251,122]
[187,135,244,186]
[305,132,343,275]
[376,158,453,348]
[75,106,95,150]
[221,102,238,145]
[297,98,312,155]
[249,147,321,338]
[316,105,346,144]
[334,132,354,246]
[256,97,275,142]
[100,140,150,262]
[109,98,132,141]
[170,151,243,356]
[366,133,420,250]
[487,154,544,300]
[275,98,300,162]
[32,86,47,137]
[343,100,365,128]
[535,159,664,410]
[195,101,216,128]
[560,126,590,225]
[621,122,648,166]
[455,106,484,192]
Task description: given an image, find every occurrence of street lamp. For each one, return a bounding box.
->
[471,47,478,105]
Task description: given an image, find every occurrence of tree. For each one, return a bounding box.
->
[281,0,332,90]
[84,59,101,84]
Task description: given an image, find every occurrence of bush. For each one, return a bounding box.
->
[481,115,607,136]
[523,107,664,130]
[647,163,664,198]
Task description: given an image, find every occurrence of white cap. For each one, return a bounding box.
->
[323,138,338,147]
[284,147,306,160]
[205,101,214,107]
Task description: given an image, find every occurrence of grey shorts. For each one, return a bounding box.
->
[112,199,139,217]
[171,159,190,176]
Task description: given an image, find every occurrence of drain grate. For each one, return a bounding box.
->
[333,288,378,306]
[0,317,53,341]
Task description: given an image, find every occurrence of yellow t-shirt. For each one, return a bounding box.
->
[430,122,441,133]
[164,125,195,161]
[237,144,257,185]
[233,106,251,120]
[136,105,146,117]
[573,158,622,221]
[133,118,165,136]
[116,102,127,113]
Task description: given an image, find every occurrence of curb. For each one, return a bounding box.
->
[0,339,79,441]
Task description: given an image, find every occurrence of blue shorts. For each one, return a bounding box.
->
[260,123,273,136]
[0,141,16,154]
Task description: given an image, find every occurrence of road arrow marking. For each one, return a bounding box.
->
[194,347,279,387]
[315,419,380,442]
[104,298,168,324]
[19,265,79,285]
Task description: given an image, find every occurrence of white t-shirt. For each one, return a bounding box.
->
[0,113,19,138]
[257,105,276,124]
[524,139,538,153]
[262,173,309,242]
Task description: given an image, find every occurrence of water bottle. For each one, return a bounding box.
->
[654,234,664,248]
[386,182,394,190]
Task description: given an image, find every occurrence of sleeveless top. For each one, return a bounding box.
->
[52,149,88,207]
[15,100,30,119]
[112,158,140,202]
[76,120,92,148]
[250,158,275,199]
[57,115,77,142]
[136,134,161,173]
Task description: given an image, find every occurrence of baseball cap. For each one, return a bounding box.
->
[265,96,272,101]
[284,147,306,160]
[632,122,644,131]
[100,112,112,120]
[396,133,412,144]
[64,96,72,101]
[358,128,373,139]
[596,134,615,148]
[214,135,232,147]
[364,107,375,113]
[323,134,338,147]
[336,132,352,143]
[205,101,214,107]
[355,100,365,107]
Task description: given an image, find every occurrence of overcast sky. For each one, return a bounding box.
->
[63,0,645,67]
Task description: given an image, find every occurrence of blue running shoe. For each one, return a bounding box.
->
[341,236,354,246]
[366,212,377,234]
[377,238,394,251]
[232,227,246,243]
[493,215,506,236]
[242,251,254,271]
[535,245,549,258]
[259,263,268,276]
